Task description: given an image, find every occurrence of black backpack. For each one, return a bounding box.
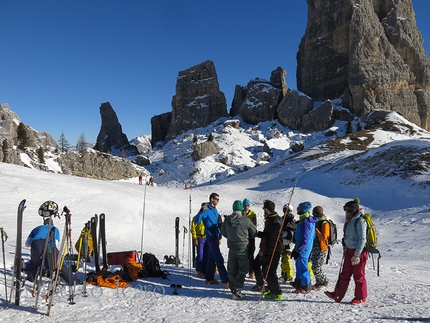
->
[141,253,167,279]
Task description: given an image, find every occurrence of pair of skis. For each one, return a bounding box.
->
[90,214,107,272]
[174,217,191,267]
[10,199,26,306]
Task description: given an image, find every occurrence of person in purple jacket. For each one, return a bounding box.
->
[291,201,317,294]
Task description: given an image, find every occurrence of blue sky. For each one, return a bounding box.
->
[1,1,429,145]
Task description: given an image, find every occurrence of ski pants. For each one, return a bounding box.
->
[195,237,208,274]
[334,248,368,301]
[253,252,282,295]
[295,255,312,291]
[247,238,255,275]
[204,235,229,284]
[310,246,328,285]
[226,247,249,290]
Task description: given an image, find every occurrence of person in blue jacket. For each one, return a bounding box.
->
[25,201,77,285]
[291,201,317,294]
[25,217,60,282]
[193,192,229,287]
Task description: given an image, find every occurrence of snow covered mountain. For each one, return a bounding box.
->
[0,110,429,322]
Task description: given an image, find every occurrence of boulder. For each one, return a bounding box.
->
[192,141,220,161]
[277,89,313,130]
[301,100,335,133]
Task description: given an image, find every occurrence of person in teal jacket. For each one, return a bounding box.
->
[291,201,317,294]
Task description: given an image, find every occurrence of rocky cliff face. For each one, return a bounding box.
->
[94,102,138,156]
[165,60,229,142]
[0,103,58,164]
[230,67,287,124]
[297,0,430,130]
[56,150,146,180]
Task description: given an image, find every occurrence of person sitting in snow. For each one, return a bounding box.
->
[25,201,77,285]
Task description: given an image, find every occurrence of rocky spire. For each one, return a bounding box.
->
[297,0,430,130]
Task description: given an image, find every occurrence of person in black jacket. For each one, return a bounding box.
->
[251,200,283,300]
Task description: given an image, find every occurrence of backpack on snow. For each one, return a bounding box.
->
[141,253,167,279]
[355,213,381,276]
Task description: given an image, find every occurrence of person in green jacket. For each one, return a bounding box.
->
[222,200,256,300]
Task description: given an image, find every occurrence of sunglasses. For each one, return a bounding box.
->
[212,197,219,201]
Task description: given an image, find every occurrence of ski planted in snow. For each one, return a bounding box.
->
[175,217,180,266]
[11,199,26,306]
[1,227,9,307]
[99,213,107,270]
[91,216,100,272]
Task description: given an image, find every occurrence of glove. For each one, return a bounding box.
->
[351,253,360,265]
[291,250,299,260]
[193,239,198,246]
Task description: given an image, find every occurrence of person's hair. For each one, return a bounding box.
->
[263,200,275,213]
[344,200,359,213]
[209,193,219,200]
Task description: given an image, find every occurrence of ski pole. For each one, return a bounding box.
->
[139,183,147,262]
[188,194,192,286]
[1,228,8,307]
[182,226,188,266]
[258,184,296,303]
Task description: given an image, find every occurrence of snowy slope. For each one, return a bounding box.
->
[0,112,429,322]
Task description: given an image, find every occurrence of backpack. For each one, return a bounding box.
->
[358,213,378,248]
[354,213,381,276]
[141,253,167,279]
[325,219,338,245]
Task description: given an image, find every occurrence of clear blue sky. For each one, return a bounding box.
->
[1,1,429,145]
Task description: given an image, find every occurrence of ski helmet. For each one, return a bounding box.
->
[283,203,293,212]
[243,199,250,207]
[38,201,59,217]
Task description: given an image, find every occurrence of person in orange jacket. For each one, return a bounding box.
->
[310,206,330,289]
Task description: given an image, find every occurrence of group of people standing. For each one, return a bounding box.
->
[192,193,368,304]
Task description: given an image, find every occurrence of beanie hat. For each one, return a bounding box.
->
[312,206,324,216]
[233,200,243,212]
[243,199,250,207]
[298,201,312,214]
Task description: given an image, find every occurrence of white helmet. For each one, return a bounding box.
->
[283,203,293,212]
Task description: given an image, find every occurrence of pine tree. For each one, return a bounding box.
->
[193,134,198,143]
[208,133,214,142]
[346,121,353,134]
[57,131,70,152]
[37,147,45,164]
[17,122,29,150]
[77,132,87,154]
[356,122,363,132]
